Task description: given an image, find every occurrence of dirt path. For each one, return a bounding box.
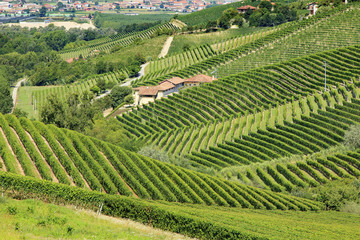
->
[11,78,26,113]
[96,62,149,102]
[158,36,174,58]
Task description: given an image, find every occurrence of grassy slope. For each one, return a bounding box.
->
[91,35,168,64]
[0,197,193,240]
[162,203,360,240]
[168,27,265,54]
[1,195,359,240]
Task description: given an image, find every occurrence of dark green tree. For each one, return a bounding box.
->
[109,86,132,108]
[0,74,13,114]
[39,6,47,17]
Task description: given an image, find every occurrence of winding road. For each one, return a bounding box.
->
[11,78,26,113]
[97,35,173,101]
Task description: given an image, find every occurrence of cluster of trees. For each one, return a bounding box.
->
[0,69,13,114]
[213,2,297,29]
[0,25,114,86]
[40,86,134,149]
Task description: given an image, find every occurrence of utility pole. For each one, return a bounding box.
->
[324,61,327,92]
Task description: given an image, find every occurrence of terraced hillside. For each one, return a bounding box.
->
[0,113,321,210]
[118,45,360,139]
[59,22,179,60]
[220,149,360,192]
[217,6,360,77]
[140,27,277,83]
[142,87,358,157]
[185,98,360,170]
[134,4,360,87]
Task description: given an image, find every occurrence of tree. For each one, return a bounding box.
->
[109,86,132,108]
[344,125,360,148]
[13,108,28,118]
[218,8,239,29]
[41,30,68,51]
[259,1,273,11]
[41,92,97,132]
[95,60,107,74]
[124,94,134,104]
[39,6,47,17]
[90,85,101,95]
[96,78,106,91]
[0,74,13,114]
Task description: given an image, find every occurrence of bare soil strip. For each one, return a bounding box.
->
[158,36,174,58]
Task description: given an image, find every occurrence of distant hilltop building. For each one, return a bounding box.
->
[308,2,318,16]
[237,5,256,14]
[134,75,216,106]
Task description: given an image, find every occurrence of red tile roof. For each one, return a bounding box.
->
[166,77,186,85]
[134,86,159,96]
[158,81,175,91]
[186,74,216,83]
[237,5,256,10]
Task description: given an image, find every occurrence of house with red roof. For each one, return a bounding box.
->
[237,5,256,13]
[133,75,216,105]
[308,2,318,16]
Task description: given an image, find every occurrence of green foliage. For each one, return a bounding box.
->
[344,125,360,149]
[83,117,129,147]
[110,86,132,108]
[315,179,360,210]
[0,73,13,114]
[40,92,97,132]
[178,1,255,26]
[13,108,28,119]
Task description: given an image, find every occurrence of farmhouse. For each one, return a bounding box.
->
[237,5,256,14]
[308,2,318,16]
[134,75,216,105]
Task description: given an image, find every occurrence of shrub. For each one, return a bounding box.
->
[343,125,360,148]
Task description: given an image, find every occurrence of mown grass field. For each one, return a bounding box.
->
[0,197,193,240]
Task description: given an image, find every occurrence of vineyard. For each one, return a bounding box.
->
[59,22,179,60]
[221,149,360,192]
[133,4,359,87]
[186,99,360,170]
[4,2,360,239]
[141,27,277,81]
[140,87,359,157]
[217,6,360,77]
[2,171,358,240]
[118,44,360,139]
[0,113,323,210]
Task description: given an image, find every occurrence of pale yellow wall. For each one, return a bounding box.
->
[156,91,164,100]
[134,91,140,106]
[139,96,155,106]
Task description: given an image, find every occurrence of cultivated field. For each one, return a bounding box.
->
[6,21,95,30]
